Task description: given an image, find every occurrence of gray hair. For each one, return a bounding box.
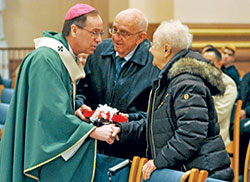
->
[153,20,192,50]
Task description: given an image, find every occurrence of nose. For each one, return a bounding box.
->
[95,34,102,43]
[113,32,122,41]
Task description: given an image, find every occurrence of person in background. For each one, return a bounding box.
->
[239,72,250,121]
[221,44,241,89]
[0,4,116,182]
[75,8,160,159]
[201,44,214,54]
[113,20,234,181]
[78,52,89,67]
[202,46,237,146]
[238,71,250,175]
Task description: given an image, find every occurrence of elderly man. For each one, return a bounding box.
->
[0,4,116,182]
[113,20,234,181]
[75,8,160,160]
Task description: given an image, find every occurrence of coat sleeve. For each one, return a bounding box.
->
[118,118,146,144]
[154,76,211,168]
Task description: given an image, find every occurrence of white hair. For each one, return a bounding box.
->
[153,20,193,50]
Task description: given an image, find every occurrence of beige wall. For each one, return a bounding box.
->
[109,0,129,22]
[174,0,250,23]
[3,0,64,47]
[129,0,174,23]
[108,0,174,23]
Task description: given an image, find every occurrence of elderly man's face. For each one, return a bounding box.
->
[111,16,143,58]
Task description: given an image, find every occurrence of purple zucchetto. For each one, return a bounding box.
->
[65,4,96,21]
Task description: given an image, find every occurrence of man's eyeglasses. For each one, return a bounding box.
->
[82,28,104,37]
[109,27,143,38]
[75,24,104,37]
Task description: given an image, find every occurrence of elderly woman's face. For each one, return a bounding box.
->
[149,39,167,70]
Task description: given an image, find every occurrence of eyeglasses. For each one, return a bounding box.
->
[82,28,104,37]
[109,27,143,38]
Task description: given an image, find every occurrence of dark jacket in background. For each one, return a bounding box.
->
[240,72,250,117]
[221,64,241,88]
[0,73,3,85]
[76,38,160,159]
[238,71,250,174]
[119,49,234,181]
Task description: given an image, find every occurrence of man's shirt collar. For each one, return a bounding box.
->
[115,45,138,61]
[68,42,77,61]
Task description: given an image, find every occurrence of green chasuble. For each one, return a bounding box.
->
[0,32,97,182]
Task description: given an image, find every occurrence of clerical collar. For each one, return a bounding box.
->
[115,45,138,61]
[67,42,77,61]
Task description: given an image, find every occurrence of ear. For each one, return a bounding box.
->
[70,24,78,38]
[135,32,147,45]
[164,44,171,58]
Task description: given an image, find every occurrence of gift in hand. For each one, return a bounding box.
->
[82,104,128,124]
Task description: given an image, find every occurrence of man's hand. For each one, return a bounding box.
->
[142,160,156,180]
[75,104,92,121]
[90,125,118,144]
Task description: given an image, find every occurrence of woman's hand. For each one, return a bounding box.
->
[142,160,156,180]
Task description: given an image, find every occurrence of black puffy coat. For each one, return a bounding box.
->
[120,49,234,181]
[76,38,160,159]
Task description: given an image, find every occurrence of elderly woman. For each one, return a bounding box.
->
[114,20,234,181]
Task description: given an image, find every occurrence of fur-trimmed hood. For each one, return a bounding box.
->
[159,49,225,96]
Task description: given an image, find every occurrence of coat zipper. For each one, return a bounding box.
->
[146,89,153,157]
[110,55,117,105]
[150,80,161,158]
[157,94,169,109]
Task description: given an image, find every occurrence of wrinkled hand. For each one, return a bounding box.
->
[142,160,156,180]
[90,125,118,144]
[75,104,92,121]
[110,124,121,141]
